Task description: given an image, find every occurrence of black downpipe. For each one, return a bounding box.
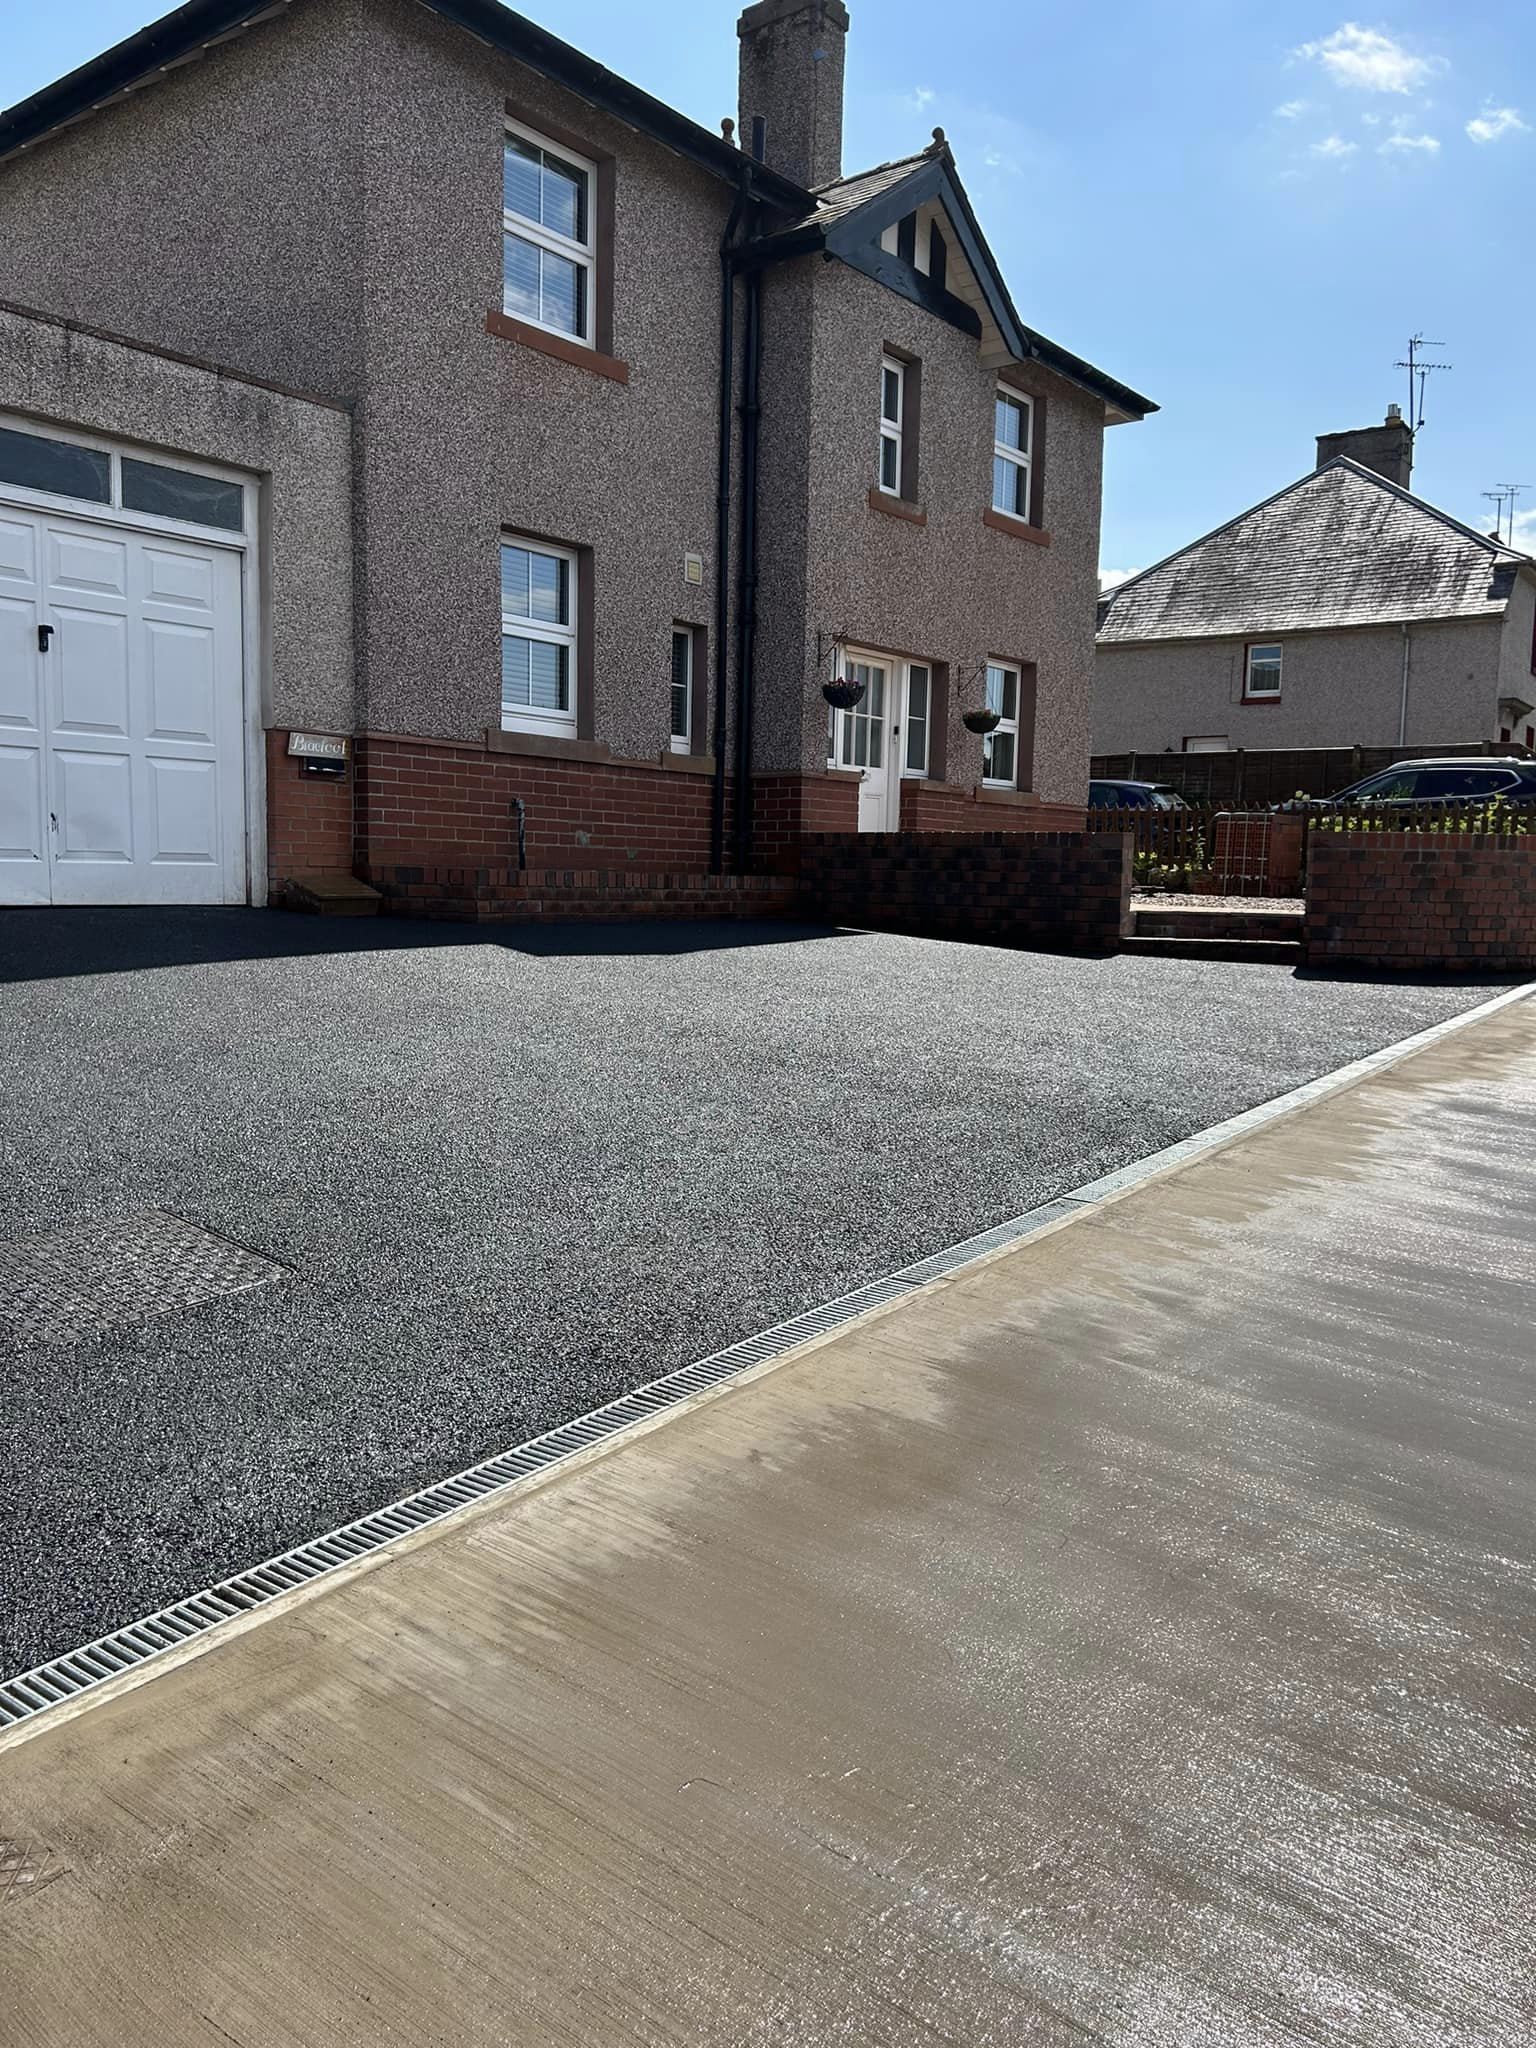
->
[711,174,751,873]
[732,265,763,875]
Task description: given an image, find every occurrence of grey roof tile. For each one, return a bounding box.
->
[1097,458,1531,643]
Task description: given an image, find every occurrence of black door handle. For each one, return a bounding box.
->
[38,624,54,653]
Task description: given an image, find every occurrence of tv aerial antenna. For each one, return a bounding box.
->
[1500,482,1530,547]
[1394,333,1451,432]
[1483,489,1510,540]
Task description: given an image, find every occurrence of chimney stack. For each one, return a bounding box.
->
[736,0,850,190]
[1316,405,1415,489]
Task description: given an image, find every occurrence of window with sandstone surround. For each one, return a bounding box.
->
[503,120,595,345]
[879,356,905,496]
[501,537,578,736]
[670,627,694,752]
[992,388,1032,520]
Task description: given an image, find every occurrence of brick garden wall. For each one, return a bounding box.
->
[798,831,1131,952]
[1304,834,1536,970]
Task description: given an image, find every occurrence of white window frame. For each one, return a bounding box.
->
[500,535,579,736]
[901,662,931,778]
[992,386,1033,521]
[670,625,694,753]
[879,355,905,497]
[981,661,1020,788]
[502,116,596,348]
[1244,642,1283,700]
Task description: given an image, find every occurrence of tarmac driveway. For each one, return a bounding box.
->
[0,906,1512,1675]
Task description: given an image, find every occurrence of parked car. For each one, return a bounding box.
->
[1299,758,1536,809]
[1088,779,1189,811]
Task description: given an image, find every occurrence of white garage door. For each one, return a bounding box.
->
[0,507,246,906]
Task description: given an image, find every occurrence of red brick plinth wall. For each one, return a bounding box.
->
[900,784,1087,833]
[1304,834,1536,969]
[799,831,1132,953]
[752,772,862,873]
[265,730,354,893]
[355,733,723,879]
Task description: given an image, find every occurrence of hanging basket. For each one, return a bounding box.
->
[961,706,1002,735]
[822,677,867,711]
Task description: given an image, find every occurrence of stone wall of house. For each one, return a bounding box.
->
[758,254,1110,807]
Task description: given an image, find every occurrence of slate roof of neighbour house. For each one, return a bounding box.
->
[1098,457,1533,644]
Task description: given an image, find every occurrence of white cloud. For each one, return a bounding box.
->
[1381,129,1440,152]
[1297,23,1432,94]
[1511,510,1536,552]
[1098,568,1141,592]
[1311,134,1359,158]
[908,86,936,112]
[1274,99,1310,119]
[1467,105,1528,144]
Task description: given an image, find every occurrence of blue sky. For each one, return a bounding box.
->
[7,3,1534,578]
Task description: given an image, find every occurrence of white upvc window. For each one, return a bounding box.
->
[501,537,578,734]
[992,387,1033,520]
[1244,642,1283,699]
[902,663,931,775]
[981,661,1020,787]
[670,626,694,752]
[879,356,905,495]
[503,118,595,345]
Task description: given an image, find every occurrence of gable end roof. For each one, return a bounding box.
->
[743,145,1156,422]
[1097,456,1534,644]
[0,0,809,207]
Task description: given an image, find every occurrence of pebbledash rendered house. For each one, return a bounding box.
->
[0,0,1152,914]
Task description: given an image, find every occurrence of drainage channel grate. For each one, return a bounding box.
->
[0,1222,1080,1731]
[0,1210,285,1347]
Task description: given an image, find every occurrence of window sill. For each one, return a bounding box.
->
[982,508,1050,546]
[489,726,607,762]
[485,310,629,385]
[867,487,927,527]
[1240,696,1283,708]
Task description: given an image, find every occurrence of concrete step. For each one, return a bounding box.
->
[1133,907,1303,942]
[1121,933,1302,965]
[285,872,383,917]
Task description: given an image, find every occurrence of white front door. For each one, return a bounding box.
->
[831,653,931,832]
[0,507,246,905]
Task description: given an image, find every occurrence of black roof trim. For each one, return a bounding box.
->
[744,150,1155,420]
[0,0,811,209]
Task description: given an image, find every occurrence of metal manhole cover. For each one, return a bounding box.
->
[0,1209,286,1346]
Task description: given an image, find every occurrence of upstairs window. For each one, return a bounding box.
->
[503,120,594,344]
[993,389,1032,519]
[879,356,905,495]
[981,662,1020,787]
[501,537,578,734]
[1244,643,1282,700]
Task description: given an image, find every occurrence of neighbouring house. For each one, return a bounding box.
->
[0,0,1152,915]
[1094,411,1536,765]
